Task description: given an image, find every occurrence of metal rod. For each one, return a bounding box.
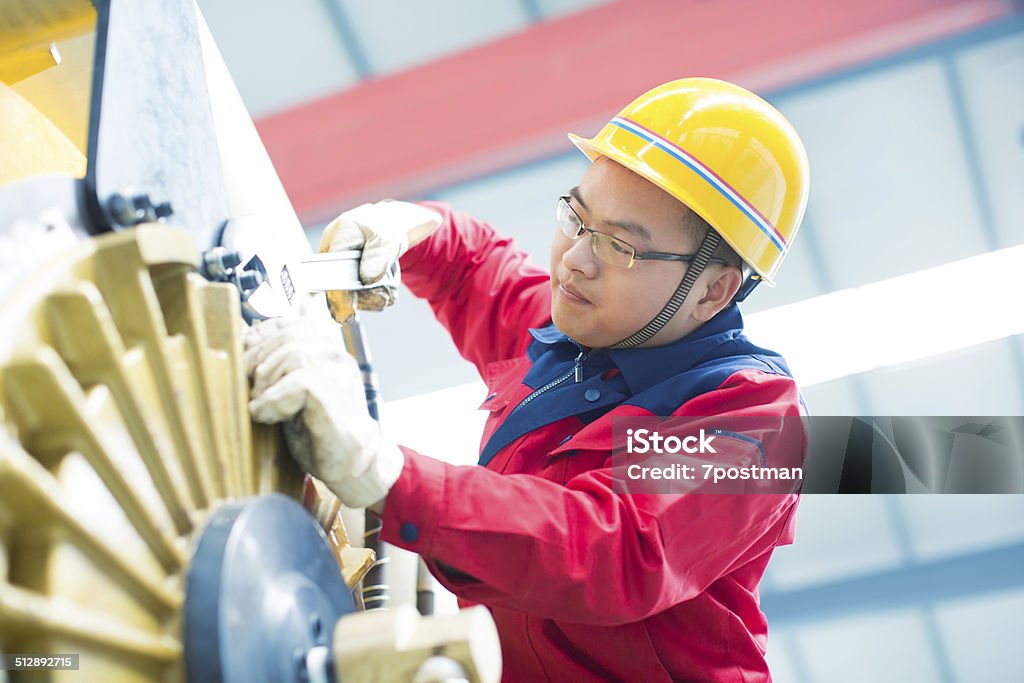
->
[340,315,388,610]
[416,557,435,616]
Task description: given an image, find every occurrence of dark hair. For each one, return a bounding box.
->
[681,208,743,269]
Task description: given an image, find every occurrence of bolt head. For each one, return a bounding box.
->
[238,270,265,291]
[106,193,135,225]
[131,193,153,211]
[221,250,242,269]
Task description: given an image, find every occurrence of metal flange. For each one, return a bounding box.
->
[185,494,355,683]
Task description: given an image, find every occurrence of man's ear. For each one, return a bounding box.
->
[693,266,743,322]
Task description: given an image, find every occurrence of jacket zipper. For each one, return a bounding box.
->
[509,342,591,417]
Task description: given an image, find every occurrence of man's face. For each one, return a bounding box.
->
[549,157,708,349]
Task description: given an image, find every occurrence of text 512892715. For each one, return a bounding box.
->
[0,654,80,670]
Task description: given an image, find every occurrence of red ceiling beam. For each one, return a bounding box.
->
[255,0,1012,224]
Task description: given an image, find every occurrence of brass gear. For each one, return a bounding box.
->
[0,224,313,682]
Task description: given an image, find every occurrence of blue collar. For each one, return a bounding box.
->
[527,305,746,395]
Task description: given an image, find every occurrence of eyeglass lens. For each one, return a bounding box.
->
[557,197,636,267]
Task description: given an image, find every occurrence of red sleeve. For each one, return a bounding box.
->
[380,372,803,626]
[398,202,552,375]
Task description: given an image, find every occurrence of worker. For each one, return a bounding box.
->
[244,77,809,682]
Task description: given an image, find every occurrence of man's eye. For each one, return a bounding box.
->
[609,239,632,256]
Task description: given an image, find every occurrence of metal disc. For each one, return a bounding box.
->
[185,493,355,683]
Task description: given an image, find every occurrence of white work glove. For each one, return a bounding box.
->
[244,314,404,508]
[319,200,442,316]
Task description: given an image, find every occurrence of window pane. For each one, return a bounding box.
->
[955,32,1024,249]
[794,610,942,682]
[338,0,529,75]
[776,61,988,290]
[198,0,360,117]
[766,497,905,590]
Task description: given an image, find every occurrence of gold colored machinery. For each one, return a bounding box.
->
[0,224,498,682]
[0,223,305,680]
[0,0,500,681]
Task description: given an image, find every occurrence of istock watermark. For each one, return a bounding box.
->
[624,427,802,487]
[612,416,806,495]
[626,428,719,454]
[611,416,1024,494]
[625,461,802,485]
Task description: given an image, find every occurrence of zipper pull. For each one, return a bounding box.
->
[574,351,584,383]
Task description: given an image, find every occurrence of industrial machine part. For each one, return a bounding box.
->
[339,315,393,614]
[0,222,496,682]
[0,224,314,680]
[0,0,497,680]
[184,494,353,683]
[332,605,500,683]
[186,491,498,683]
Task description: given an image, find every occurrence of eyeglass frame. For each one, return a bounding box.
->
[557,196,732,269]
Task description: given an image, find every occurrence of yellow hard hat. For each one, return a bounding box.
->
[568,77,809,287]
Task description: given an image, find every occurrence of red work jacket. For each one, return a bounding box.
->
[379,203,803,682]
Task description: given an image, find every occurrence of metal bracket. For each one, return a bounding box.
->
[83,0,230,247]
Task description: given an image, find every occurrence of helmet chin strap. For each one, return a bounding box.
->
[608,231,722,349]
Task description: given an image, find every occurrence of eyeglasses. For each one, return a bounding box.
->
[556,196,731,269]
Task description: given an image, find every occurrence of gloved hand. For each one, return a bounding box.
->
[319,200,442,317]
[244,314,404,508]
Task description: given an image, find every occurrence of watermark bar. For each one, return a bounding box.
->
[611,416,1024,494]
[0,654,80,670]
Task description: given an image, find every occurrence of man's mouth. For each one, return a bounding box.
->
[557,280,591,304]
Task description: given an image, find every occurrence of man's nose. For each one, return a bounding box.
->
[561,235,599,278]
